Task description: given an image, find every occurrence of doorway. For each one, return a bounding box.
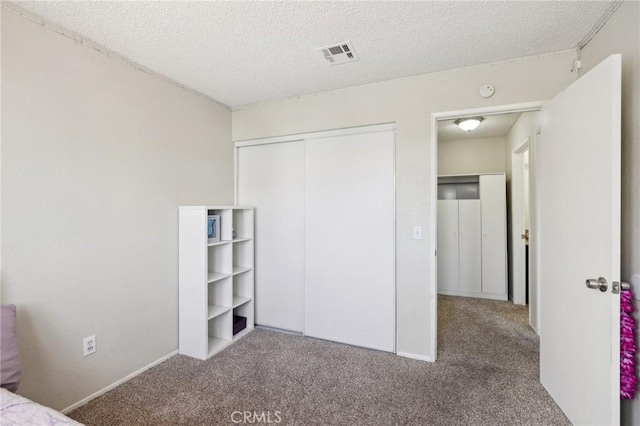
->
[512,139,538,332]
[430,56,621,424]
[429,102,543,361]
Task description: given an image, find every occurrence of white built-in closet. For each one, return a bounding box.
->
[437,173,507,300]
[236,125,395,352]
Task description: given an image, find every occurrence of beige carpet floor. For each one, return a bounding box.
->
[69,296,569,425]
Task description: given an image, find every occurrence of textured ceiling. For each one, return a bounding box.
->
[438,113,521,141]
[12,1,619,109]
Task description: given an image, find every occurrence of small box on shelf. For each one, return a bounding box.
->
[233,315,247,335]
[233,300,254,331]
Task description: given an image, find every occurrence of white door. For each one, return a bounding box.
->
[480,174,507,298]
[437,200,459,292]
[304,130,395,352]
[237,141,306,332]
[538,55,620,425]
[458,200,481,293]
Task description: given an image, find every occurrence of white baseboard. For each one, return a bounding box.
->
[397,351,433,362]
[61,350,178,414]
[255,324,303,336]
[437,289,508,301]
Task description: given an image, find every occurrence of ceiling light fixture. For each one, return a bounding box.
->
[455,117,484,131]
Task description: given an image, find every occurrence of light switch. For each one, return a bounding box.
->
[413,226,422,240]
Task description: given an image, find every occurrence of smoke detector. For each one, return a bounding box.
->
[318,41,359,65]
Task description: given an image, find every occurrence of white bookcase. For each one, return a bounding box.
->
[179,206,254,360]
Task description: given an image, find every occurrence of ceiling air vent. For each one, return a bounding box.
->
[318,41,359,65]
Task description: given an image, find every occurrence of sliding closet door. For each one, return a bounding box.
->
[237,141,305,332]
[304,131,395,352]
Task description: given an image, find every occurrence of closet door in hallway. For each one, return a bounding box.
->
[437,173,506,300]
[480,174,507,296]
[436,199,481,294]
[437,200,459,292]
[458,200,482,293]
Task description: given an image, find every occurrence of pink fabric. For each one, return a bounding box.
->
[621,290,637,399]
[1,305,22,392]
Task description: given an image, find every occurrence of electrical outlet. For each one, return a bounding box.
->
[83,335,96,356]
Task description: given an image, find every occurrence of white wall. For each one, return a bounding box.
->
[505,112,540,182]
[579,1,640,424]
[438,136,506,176]
[1,9,233,410]
[233,51,577,359]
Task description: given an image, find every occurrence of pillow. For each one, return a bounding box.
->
[1,304,22,392]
